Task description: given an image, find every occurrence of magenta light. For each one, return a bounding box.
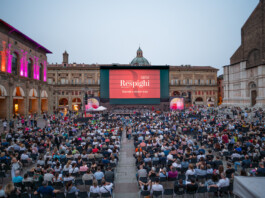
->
[20,50,24,76]
[34,56,39,80]
[43,60,47,81]
[24,51,28,77]
[7,44,12,73]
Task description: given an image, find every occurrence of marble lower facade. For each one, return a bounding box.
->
[223,61,265,108]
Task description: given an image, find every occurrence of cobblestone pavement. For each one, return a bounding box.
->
[113,129,139,198]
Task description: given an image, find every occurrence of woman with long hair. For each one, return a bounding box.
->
[5,183,20,198]
[185,164,195,180]
[89,180,100,196]
[63,160,72,171]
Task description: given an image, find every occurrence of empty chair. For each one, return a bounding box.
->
[163,189,173,197]
[85,180,93,186]
[75,179,84,186]
[219,186,230,197]
[66,193,76,198]
[31,194,41,198]
[196,186,207,196]
[152,191,163,198]
[78,192,88,198]
[140,191,150,198]
[101,192,111,197]
[208,186,218,197]
[20,193,30,198]
[54,182,64,189]
[89,193,100,198]
[56,192,66,198]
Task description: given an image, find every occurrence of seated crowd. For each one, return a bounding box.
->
[131,106,265,196]
[0,114,122,198]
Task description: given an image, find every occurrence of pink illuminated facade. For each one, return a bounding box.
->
[0,19,53,120]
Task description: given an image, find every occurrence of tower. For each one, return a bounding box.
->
[62,51,69,65]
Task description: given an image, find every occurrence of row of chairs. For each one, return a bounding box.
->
[8,191,112,198]
[140,185,232,198]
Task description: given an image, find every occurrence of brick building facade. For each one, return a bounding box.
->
[223,0,265,107]
[0,20,53,119]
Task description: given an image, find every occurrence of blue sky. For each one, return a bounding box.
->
[0,0,259,74]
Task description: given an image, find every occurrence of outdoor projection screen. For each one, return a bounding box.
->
[109,69,160,99]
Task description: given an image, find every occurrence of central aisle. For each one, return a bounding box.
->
[113,128,139,198]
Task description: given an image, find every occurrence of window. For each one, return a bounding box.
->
[201,80,204,85]
[190,79,193,85]
[171,80,174,85]
[88,78,92,84]
[209,79,212,85]
[206,80,209,85]
[98,79,100,84]
[28,59,33,78]
[62,91,64,95]
[212,80,215,85]
[61,78,65,84]
[187,79,189,85]
[12,53,18,75]
[183,79,185,85]
[198,79,200,85]
[39,64,43,81]
[175,79,178,85]
[195,80,198,85]
[74,78,79,84]
[48,78,53,84]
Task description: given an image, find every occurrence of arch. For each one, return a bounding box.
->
[207,97,214,102]
[195,97,203,102]
[13,86,25,116]
[72,98,81,103]
[59,98,68,106]
[0,85,7,96]
[13,87,25,97]
[172,91,181,96]
[28,58,33,78]
[41,90,48,98]
[181,92,187,97]
[72,97,81,111]
[249,81,257,89]
[29,88,38,97]
[12,52,19,75]
[247,49,261,68]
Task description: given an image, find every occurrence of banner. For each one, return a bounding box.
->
[170,97,184,110]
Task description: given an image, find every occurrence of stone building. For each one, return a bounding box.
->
[0,19,53,119]
[47,51,100,112]
[169,65,218,107]
[223,0,265,107]
[48,48,218,111]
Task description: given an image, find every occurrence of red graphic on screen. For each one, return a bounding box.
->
[109,69,160,99]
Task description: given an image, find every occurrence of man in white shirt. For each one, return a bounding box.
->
[209,173,229,189]
[99,179,113,194]
[44,169,54,182]
[151,178,164,194]
[167,151,175,162]
[21,151,32,163]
